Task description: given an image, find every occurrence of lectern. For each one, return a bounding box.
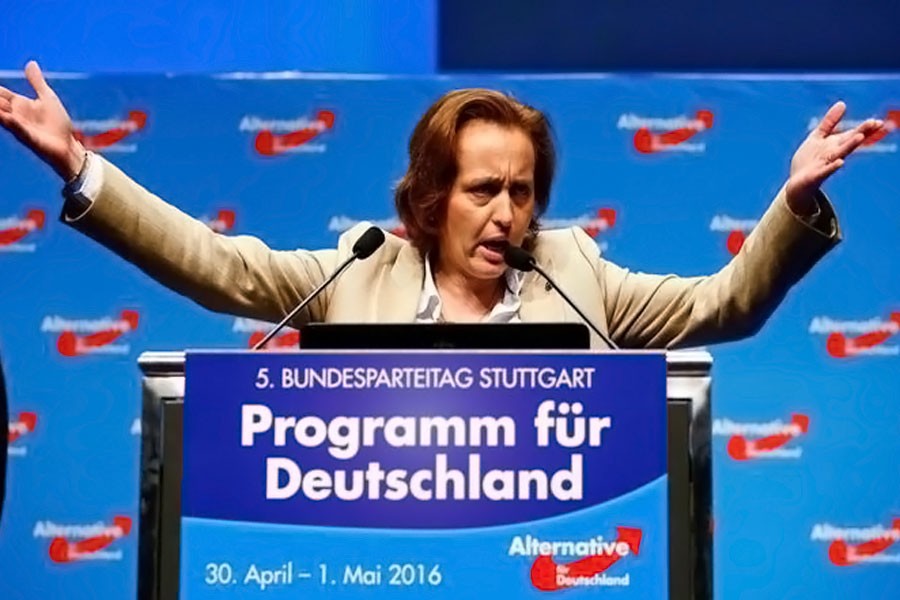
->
[136,349,711,599]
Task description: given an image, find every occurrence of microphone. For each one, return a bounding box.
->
[351,226,386,259]
[504,245,619,350]
[252,226,386,350]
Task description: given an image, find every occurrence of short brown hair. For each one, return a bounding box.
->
[394,88,556,254]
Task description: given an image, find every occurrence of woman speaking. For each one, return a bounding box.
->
[0,61,887,348]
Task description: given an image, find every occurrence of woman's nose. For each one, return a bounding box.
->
[492,193,513,228]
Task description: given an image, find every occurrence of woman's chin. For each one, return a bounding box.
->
[468,258,507,280]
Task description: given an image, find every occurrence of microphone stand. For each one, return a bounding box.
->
[530,262,619,350]
[251,253,359,350]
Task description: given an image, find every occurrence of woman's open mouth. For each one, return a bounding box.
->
[478,239,509,263]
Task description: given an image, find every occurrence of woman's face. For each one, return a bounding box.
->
[436,120,536,281]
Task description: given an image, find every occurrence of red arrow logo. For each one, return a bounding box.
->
[726,230,746,255]
[530,527,642,591]
[541,208,616,240]
[8,411,38,443]
[826,312,900,358]
[74,111,147,150]
[247,329,300,350]
[860,110,900,146]
[727,413,809,461]
[56,310,140,357]
[206,209,236,233]
[634,110,714,154]
[828,518,900,566]
[0,209,45,246]
[582,208,617,238]
[255,110,335,156]
[48,516,132,563]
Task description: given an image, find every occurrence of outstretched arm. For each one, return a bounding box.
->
[0,62,337,325]
[67,156,338,324]
[594,102,888,349]
[597,186,836,349]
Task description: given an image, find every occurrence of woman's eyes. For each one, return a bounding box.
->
[471,183,498,196]
[469,183,532,199]
[510,184,533,199]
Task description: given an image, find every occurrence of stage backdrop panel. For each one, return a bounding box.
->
[0,73,897,599]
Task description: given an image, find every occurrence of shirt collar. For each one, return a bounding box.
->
[415,253,525,322]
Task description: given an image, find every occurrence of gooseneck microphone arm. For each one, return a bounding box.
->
[252,227,385,350]
[532,262,620,350]
[250,256,355,350]
[504,245,620,350]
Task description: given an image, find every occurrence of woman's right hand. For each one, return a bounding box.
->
[0,61,86,181]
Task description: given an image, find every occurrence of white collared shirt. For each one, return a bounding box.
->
[415,254,525,323]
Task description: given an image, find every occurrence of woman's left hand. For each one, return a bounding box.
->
[786,101,888,214]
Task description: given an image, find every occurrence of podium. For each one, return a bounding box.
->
[136,350,712,599]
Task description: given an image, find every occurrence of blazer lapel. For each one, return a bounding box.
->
[376,243,424,322]
[519,256,568,323]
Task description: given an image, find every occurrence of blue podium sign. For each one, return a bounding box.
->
[180,351,668,598]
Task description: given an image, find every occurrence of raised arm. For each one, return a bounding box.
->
[590,102,888,349]
[595,186,836,349]
[0,61,337,325]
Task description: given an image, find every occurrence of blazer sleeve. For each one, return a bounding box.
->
[61,156,339,325]
[582,185,840,349]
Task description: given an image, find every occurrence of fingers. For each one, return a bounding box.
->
[0,91,24,132]
[0,85,13,102]
[24,60,52,98]
[0,96,16,128]
[819,158,844,180]
[855,118,889,144]
[828,118,889,159]
[856,118,883,135]
[832,130,866,159]
[0,102,21,134]
[797,158,845,193]
[816,101,846,136]
[0,104,12,128]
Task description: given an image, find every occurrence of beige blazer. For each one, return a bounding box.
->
[66,157,840,349]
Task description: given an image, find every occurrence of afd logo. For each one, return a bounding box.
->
[713,414,809,460]
[328,208,617,250]
[811,519,900,566]
[198,208,236,233]
[513,528,642,591]
[809,313,900,358]
[41,310,140,357]
[240,111,335,156]
[233,317,298,350]
[328,216,407,238]
[543,208,617,251]
[709,214,759,255]
[34,517,132,563]
[0,208,45,253]
[807,110,900,153]
[618,110,714,154]
[72,111,147,153]
[8,411,38,457]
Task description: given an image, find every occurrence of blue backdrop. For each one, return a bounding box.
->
[0,73,898,598]
[0,0,436,74]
